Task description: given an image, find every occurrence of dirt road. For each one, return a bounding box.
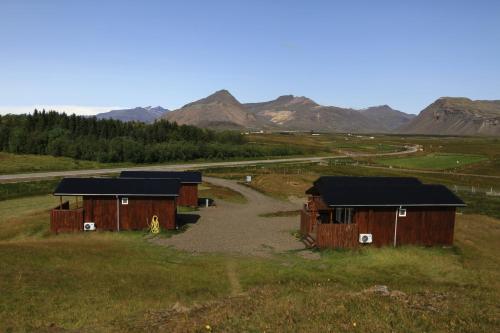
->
[154,176,304,256]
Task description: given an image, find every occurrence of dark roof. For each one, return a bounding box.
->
[310,176,465,207]
[119,171,202,184]
[314,176,422,188]
[54,178,180,196]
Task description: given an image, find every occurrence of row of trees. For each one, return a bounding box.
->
[0,110,304,163]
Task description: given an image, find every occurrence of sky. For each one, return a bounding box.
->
[0,0,499,115]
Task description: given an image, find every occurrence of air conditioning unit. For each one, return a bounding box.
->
[359,233,372,244]
[83,222,96,231]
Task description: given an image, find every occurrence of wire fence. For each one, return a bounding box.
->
[452,185,500,196]
[233,159,500,197]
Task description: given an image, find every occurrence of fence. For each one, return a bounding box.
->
[316,223,359,249]
[50,201,84,233]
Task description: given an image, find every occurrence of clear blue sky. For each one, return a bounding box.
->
[1,0,499,114]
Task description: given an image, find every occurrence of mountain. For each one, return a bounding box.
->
[163,90,257,129]
[162,89,415,132]
[96,106,169,123]
[244,95,413,132]
[358,105,416,131]
[399,97,500,136]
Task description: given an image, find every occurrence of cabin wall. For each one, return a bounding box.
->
[310,206,457,248]
[178,183,198,206]
[355,206,456,247]
[119,197,176,230]
[395,207,455,246]
[83,196,177,231]
[83,196,117,230]
[355,207,397,247]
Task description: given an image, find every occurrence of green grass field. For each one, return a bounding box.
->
[0,179,60,201]
[0,194,498,331]
[0,152,127,175]
[376,153,487,170]
[2,134,500,331]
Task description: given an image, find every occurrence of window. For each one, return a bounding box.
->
[334,207,354,224]
[121,197,129,205]
[398,207,406,217]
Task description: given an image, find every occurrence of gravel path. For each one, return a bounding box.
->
[154,176,305,257]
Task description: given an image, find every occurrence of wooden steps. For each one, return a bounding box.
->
[302,234,317,248]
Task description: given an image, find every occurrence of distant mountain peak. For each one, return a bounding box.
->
[164,89,255,129]
[182,89,241,108]
[96,106,169,123]
[399,97,500,135]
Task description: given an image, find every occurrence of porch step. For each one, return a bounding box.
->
[302,234,317,248]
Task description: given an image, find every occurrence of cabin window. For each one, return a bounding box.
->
[334,207,354,224]
[398,207,407,217]
[121,197,129,205]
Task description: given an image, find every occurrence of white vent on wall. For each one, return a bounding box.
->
[398,207,407,217]
[359,233,372,244]
[121,197,128,205]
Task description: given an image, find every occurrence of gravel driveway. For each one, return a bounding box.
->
[155,177,305,256]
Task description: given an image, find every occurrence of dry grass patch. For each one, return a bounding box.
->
[199,182,247,204]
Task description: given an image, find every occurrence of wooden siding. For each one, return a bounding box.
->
[303,203,457,249]
[50,202,84,233]
[83,196,117,231]
[178,183,198,206]
[83,196,177,231]
[355,207,397,247]
[395,207,455,246]
[119,197,176,230]
[316,223,359,248]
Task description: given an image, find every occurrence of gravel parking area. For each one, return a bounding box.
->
[155,176,305,256]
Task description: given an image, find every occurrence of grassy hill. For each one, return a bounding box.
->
[0,193,498,332]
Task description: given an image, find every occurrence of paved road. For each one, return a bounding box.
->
[0,145,418,182]
[154,176,304,256]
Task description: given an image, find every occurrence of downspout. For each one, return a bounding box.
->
[393,206,399,247]
[116,195,120,232]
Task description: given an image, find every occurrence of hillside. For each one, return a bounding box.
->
[358,105,415,131]
[244,96,412,132]
[95,106,168,123]
[399,97,500,136]
[163,90,257,129]
[163,90,414,132]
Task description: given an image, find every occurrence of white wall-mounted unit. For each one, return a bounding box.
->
[359,233,373,244]
[83,222,96,231]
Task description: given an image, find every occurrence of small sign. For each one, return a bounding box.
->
[245,175,252,183]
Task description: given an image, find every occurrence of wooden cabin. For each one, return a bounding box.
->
[51,177,180,233]
[120,171,202,207]
[301,176,465,249]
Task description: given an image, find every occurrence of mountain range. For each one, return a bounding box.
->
[96,106,169,123]
[94,90,500,136]
[162,90,416,133]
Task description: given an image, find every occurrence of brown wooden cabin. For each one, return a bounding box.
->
[301,176,465,249]
[51,177,180,233]
[120,171,202,207]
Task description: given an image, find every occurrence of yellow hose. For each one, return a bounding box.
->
[149,215,160,234]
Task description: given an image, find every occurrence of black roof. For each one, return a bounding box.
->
[313,176,422,188]
[54,178,180,197]
[310,176,465,207]
[119,171,202,184]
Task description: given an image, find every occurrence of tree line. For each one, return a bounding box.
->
[0,110,304,163]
